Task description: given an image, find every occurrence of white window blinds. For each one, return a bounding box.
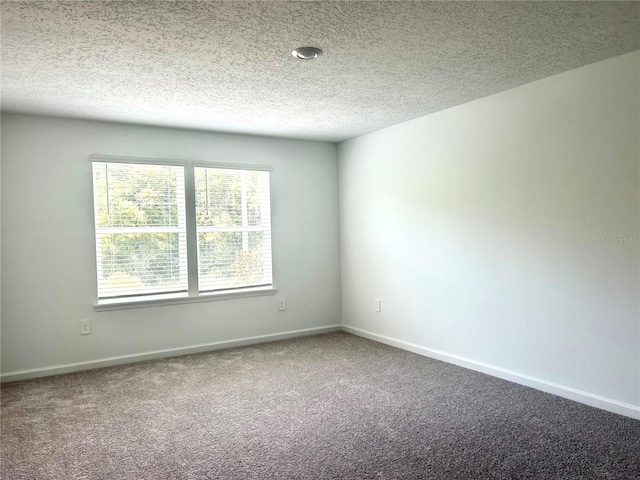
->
[92,162,188,299]
[194,167,273,292]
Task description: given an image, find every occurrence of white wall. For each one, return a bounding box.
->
[1,115,341,375]
[339,52,640,415]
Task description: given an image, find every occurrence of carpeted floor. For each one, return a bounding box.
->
[1,332,639,479]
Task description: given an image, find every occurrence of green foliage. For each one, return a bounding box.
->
[94,163,185,293]
[194,168,262,227]
[94,163,268,297]
[99,233,183,289]
[197,232,264,291]
[94,163,180,228]
[194,168,267,291]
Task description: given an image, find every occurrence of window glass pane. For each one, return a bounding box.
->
[95,163,183,228]
[195,167,272,292]
[248,231,263,250]
[92,162,188,299]
[198,232,241,290]
[195,168,242,227]
[97,232,187,297]
[198,231,269,291]
[246,171,262,226]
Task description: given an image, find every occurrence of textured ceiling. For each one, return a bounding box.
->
[1,1,639,142]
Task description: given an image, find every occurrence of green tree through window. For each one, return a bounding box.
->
[92,159,273,302]
[93,162,187,298]
[195,167,272,292]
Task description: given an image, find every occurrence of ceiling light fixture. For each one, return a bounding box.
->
[292,47,322,60]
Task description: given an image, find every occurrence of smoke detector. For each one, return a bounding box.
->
[291,47,323,60]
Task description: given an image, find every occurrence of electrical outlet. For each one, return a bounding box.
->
[375,299,381,313]
[278,298,286,311]
[80,319,91,335]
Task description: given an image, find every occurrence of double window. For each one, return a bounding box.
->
[91,156,273,306]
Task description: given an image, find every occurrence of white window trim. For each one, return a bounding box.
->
[90,154,276,311]
[93,286,278,311]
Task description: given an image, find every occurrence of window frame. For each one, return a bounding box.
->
[194,165,273,294]
[90,155,277,311]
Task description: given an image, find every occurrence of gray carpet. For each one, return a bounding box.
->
[1,332,639,479]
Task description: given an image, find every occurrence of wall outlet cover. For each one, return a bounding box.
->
[80,319,91,335]
[278,298,286,311]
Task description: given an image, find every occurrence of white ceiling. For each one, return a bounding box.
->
[1,1,638,142]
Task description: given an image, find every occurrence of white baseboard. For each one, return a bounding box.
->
[342,325,640,420]
[4,323,639,421]
[1,325,342,383]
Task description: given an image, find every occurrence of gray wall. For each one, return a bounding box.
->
[339,51,640,412]
[1,115,341,374]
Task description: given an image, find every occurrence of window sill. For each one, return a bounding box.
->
[93,286,278,311]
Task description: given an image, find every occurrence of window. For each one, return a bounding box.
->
[92,162,188,299]
[91,156,273,307]
[195,167,272,293]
